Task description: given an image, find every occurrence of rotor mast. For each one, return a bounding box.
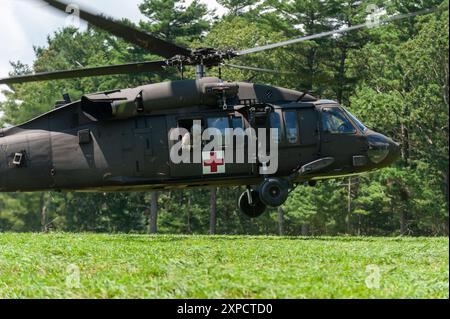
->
[195,63,205,79]
[191,48,238,80]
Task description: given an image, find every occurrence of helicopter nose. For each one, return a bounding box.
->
[388,140,401,163]
[367,133,401,166]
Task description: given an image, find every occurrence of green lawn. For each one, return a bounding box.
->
[0,234,448,299]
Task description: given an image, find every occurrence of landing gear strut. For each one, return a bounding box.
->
[238,178,290,218]
[238,189,266,218]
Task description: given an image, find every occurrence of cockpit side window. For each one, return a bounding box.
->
[284,111,299,144]
[322,107,356,134]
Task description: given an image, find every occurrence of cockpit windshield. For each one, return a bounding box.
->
[322,107,356,134]
[342,107,367,133]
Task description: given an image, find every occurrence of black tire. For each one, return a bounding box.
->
[259,178,289,208]
[238,190,267,218]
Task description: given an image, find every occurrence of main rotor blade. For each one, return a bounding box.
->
[0,61,167,84]
[223,63,296,74]
[40,0,191,58]
[238,8,437,56]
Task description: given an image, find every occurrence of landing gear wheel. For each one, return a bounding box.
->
[259,178,289,208]
[238,190,267,218]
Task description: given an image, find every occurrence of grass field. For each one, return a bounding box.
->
[0,234,448,299]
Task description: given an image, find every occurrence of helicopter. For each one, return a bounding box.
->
[1,1,432,218]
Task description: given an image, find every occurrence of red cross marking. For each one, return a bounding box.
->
[203,151,224,173]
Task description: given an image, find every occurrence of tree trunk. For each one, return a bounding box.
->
[337,45,348,104]
[277,207,284,236]
[399,108,410,236]
[444,219,449,237]
[149,192,158,234]
[444,170,449,236]
[400,210,407,236]
[357,215,362,236]
[307,48,316,91]
[301,224,309,236]
[209,187,217,235]
[400,123,410,166]
[346,177,352,235]
[40,193,48,233]
[186,193,192,234]
[445,169,449,213]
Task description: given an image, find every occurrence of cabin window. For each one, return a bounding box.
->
[206,117,230,146]
[177,118,204,148]
[284,111,299,144]
[178,119,203,132]
[231,116,246,140]
[231,116,244,130]
[322,108,356,134]
[269,112,282,144]
[207,117,229,136]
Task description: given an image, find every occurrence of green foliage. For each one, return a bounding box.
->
[138,0,211,44]
[200,16,299,88]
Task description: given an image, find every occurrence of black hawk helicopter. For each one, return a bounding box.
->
[1,0,432,218]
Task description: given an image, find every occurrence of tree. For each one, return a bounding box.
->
[349,2,449,235]
[217,0,259,16]
[139,0,211,45]
[277,206,284,236]
[149,192,158,234]
[209,187,218,235]
[1,0,448,236]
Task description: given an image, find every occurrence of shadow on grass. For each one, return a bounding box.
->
[102,235,415,243]
[9,233,436,244]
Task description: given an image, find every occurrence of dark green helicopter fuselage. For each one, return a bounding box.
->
[0,77,400,193]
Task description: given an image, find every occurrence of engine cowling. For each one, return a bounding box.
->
[80,77,316,121]
[81,77,238,120]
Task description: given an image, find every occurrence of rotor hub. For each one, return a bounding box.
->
[167,48,238,68]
